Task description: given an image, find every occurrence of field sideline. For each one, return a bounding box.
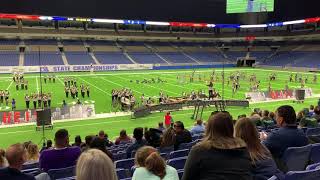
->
[0,67,319,149]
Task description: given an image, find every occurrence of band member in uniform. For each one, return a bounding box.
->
[43,94,48,108]
[33,94,37,109]
[207,81,214,100]
[65,86,69,98]
[289,74,293,82]
[16,81,19,90]
[21,80,25,90]
[4,90,9,106]
[301,79,305,88]
[25,80,28,90]
[268,82,272,92]
[81,84,86,98]
[48,75,52,83]
[75,87,79,98]
[74,79,77,87]
[48,93,52,107]
[0,90,3,106]
[25,94,30,109]
[159,91,164,103]
[314,74,318,84]
[295,73,298,82]
[71,86,76,99]
[52,75,56,83]
[44,76,47,84]
[86,85,90,97]
[38,94,42,108]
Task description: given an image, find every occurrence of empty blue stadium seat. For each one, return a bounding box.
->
[128,52,166,64]
[281,144,312,171]
[115,158,135,170]
[168,149,190,159]
[177,169,184,179]
[306,163,320,170]
[0,51,19,66]
[24,52,64,66]
[116,168,130,179]
[285,169,320,180]
[65,52,95,65]
[158,52,195,63]
[310,143,320,163]
[167,157,187,170]
[56,176,76,180]
[94,52,132,64]
[47,166,75,180]
[306,128,320,136]
[113,152,127,161]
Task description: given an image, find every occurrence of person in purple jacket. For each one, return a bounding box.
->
[40,129,81,172]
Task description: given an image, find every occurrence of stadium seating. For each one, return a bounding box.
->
[158,52,195,63]
[310,144,320,164]
[281,144,312,171]
[0,51,19,66]
[64,52,95,65]
[24,52,64,65]
[94,52,133,64]
[268,168,320,180]
[47,166,75,180]
[168,149,190,159]
[115,158,135,171]
[128,52,166,64]
[167,157,188,170]
[306,162,320,170]
[186,52,224,63]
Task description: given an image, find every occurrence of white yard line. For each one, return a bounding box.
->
[77,76,109,95]
[99,76,149,96]
[56,76,66,86]
[115,75,180,96]
[6,81,13,90]
[35,77,39,93]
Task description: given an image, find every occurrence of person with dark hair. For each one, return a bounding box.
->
[182,112,252,180]
[40,140,53,153]
[132,146,179,180]
[81,135,94,152]
[312,106,320,122]
[173,121,192,150]
[39,129,81,172]
[0,143,35,180]
[115,130,132,145]
[90,137,113,161]
[157,122,165,132]
[263,105,308,170]
[126,127,147,158]
[72,135,83,147]
[98,130,113,147]
[235,118,283,180]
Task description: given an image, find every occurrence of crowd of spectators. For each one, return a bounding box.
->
[0,104,319,180]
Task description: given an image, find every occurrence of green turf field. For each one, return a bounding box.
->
[0,67,319,149]
[227,0,274,13]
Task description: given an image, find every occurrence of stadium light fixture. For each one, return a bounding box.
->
[240,24,267,28]
[92,18,124,24]
[282,20,305,25]
[146,21,170,26]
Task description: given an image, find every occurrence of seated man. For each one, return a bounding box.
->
[174,121,192,150]
[126,127,147,158]
[40,129,81,172]
[263,105,308,170]
[0,143,35,180]
[190,119,205,135]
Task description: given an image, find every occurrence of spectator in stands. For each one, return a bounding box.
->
[263,105,308,170]
[115,129,132,145]
[98,130,113,147]
[312,106,320,122]
[0,143,35,180]
[260,110,275,128]
[23,141,32,149]
[235,118,283,179]
[144,128,162,148]
[81,135,94,152]
[72,135,83,147]
[40,140,52,153]
[90,137,113,161]
[132,146,179,180]
[158,122,165,132]
[182,112,251,180]
[25,143,39,164]
[164,112,173,128]
[0,149,8,168]
[190,119,205,135]
[250,112,262,126]
[126,127,147,158]
[76,149,117,180]
[159,128,175,153]
[309,105,315,116]
[268,112,276,124]
[39,129,81,172]
[298,109,318,128]
[173,121,192,150]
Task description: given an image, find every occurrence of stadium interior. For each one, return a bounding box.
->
[0,1,319,180]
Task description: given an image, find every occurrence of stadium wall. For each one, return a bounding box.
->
[0,63,236,73]
[153,64,236,70]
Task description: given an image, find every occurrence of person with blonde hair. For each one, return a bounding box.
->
[159,127,175,153]
[76,149,117,180]
[0,149,8,168]
[235,118,283,179]
[182,112,252,180]
[25,143,39,164]
[132,146,179,180]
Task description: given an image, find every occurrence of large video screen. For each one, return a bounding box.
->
[227,0,274,13]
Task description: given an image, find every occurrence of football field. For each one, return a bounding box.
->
[0,67,319,149]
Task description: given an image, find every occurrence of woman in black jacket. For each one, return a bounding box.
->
[182,112,252,180]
